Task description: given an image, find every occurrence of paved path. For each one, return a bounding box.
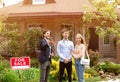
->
[100,79,120,82]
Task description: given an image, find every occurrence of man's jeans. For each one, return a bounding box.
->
[75,59,85,82]
[40,61,50,82]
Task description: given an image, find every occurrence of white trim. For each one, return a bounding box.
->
[27,23,43,29]
[12,66,30,70]
[32,0,46,5]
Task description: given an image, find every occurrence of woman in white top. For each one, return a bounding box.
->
[71,33,86,82]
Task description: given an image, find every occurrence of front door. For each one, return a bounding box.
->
[88,28,99,51]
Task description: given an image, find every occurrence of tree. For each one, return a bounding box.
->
[82,0,120,44]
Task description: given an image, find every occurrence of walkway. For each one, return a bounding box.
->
[100,79,120,82]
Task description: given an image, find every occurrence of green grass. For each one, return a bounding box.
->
[23,76,102,82]
[85,76,102,82]
[49,76,102,82]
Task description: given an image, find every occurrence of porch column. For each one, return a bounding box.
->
[116,37,120,63]
[18,18,26,56]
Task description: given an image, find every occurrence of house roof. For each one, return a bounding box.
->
[0,0,93,17]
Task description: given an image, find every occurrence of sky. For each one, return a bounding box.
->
[0,0,23,7]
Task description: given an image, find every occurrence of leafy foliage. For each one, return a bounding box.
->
[0,68,39,82]
[0,23,21,56]
[1,70,20,82]
[89,49,101,67]
[50,57,95,81]
[83,0,120,42]
[0,22,42,57]
[85,67,99,77]
[24,27,42,55]
[21,68,40,81]
[98,60,120,75]
[50,58,77,80]
[30,58,39,68]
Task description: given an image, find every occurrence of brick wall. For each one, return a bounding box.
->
[99,36,116,58]
[6,16,118,61]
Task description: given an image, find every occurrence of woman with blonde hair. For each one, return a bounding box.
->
[71,33,86,82]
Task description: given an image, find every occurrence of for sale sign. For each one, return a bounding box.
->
[10,57,30,70]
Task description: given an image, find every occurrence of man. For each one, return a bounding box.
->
[38,30,54,82]
[57,29,74,82]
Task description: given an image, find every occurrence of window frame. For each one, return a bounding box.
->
[32,0,46,5]
[103,34,110,46]
[26,23,43,52]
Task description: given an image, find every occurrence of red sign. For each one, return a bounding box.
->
[10,57,30,70]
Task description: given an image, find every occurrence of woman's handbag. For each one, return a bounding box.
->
[80,50,90,67]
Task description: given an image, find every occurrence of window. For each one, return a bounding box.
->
[32,0,46,5]
[104,35,109,45]
[27,23,43,53]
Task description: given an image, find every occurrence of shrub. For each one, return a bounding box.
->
[0,56,10,69]
[0,63,5,82]
[24,27,42,56]
[21,68,40,81]
[1,68,40,82]
[89,49,101,67]
[0,56,10,82]
[0,63,5,72]
[50,59,59,79]
[98,60,120,75]
[50,58,79,81]
[85,67,99,77]
[1,70,20,82]
[50,58,100,80]
[30,58,39,68]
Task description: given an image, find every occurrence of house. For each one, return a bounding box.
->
[0,0,120,63]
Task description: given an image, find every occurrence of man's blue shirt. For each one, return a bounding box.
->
[57,39,74,62]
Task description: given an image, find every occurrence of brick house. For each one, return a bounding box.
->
[0,0,120,63]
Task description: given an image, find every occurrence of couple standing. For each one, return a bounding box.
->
[39,29,86,82]
[57,29,86,82]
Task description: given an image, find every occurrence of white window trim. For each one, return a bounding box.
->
[27,23,43,29]
[32,0,46,5]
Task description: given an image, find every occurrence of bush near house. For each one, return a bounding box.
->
[0,23,42,58]
[50,57,99,81]
[30,58,39,68]
[85,67,99,77]
[98,60,120,75]
[50,57,78,80]
[89,49,101,67]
